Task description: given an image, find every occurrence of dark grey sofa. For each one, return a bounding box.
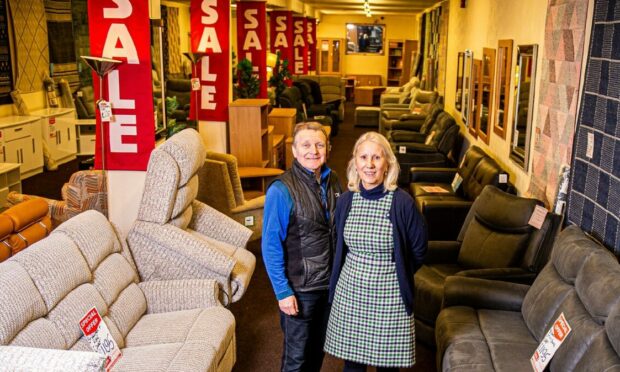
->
[436,225,620,371]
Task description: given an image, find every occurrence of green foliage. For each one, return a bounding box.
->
[268,51,292,107]
[234,58,260,98]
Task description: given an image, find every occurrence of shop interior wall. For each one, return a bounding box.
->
[443,0,548,193]
[316,14,418,83]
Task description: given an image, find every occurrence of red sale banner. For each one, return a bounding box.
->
[269,10,293,76]
[292,16,308,75]
[307,17,316,72]
[237,1,267,98]
[190,0,230,121]
[88,0,155,171]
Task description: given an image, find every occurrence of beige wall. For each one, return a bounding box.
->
[443,0,548,193]
[317,14,418,83]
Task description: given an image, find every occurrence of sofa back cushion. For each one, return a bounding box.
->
[522,225,620,371]
[457,146,487,182]
[458,186,539,269]
[418,102,444,134]
[461,157,502,200]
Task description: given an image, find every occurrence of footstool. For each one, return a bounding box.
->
[354,106,381,128]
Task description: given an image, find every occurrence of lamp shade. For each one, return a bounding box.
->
[266,52,278,69]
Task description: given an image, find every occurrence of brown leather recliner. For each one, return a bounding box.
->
[413,185,561,346]
[0,198,52,262]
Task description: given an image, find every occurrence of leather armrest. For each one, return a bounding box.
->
[410,167,457,183]
[391,132,426,143]
[425,240,461,264]
[390,120,423,132]
[399,142,437,153]
[443,276,530,311]
[456,267,537,285]
[400,113,426,121]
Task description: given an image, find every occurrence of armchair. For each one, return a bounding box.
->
[409,146,510,240]
[165,79,191,121]
[413,185,560,346]
[197,151,284,241]
[74,85,96,119]
[380,76,421,105]
[383,101,443,137]
[127,129,256,305]
[381,88,439,116]
[279,86,334,127]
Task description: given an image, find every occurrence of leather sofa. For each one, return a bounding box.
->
[381,101,443,136]
[292,80,339,130]
[293,75,345,121]
[409,145,511,240]
[279,86,334,129]
[415,185,561,346]
[0,210,236,371]
[381,88,440,121]
[436,225,620,371]
[0,198,51,262]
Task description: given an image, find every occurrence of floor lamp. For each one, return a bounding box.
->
[183,52,206,123]
[80,56,122,174]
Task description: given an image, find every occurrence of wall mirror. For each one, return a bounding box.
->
[468,59,481,137]
[151,20,166,135]
[493,39,513,139]
[476,48,495,144]
[455,52,464,112]
[461,50,473,126]
[510,44,538,170]
[345,24,385,54]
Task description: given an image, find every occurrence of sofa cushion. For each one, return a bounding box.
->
[414,264,461,324]
[10,318,66,349]
[93,253,139,306]
[114,342,217,372]
[172,175,199,219]
[107,283,147,338]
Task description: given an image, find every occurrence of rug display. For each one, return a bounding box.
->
[567,0,620,255]
[0,0,13,104]
[163,6,182,78]
[8,0,49,93]
[71,0,92,87]
[45,0,79,92]
[528,0,589,207]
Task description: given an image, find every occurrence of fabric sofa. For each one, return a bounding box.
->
[0,210,236,371]
[436,225,620,371]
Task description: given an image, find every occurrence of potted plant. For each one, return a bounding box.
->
[268,51,292,107]
[234,58,260,99]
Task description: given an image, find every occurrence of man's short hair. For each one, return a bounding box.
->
[292,122,328,145]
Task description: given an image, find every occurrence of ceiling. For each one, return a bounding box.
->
[301,0,443,16]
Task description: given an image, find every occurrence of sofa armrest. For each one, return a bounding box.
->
[0,346,105,371]
[410,167,457,183]
[139,279,221,313]
[390,121,424,132]
[231,195,265,214]
[381,103,409,110]
[400,113,426,121]
[456,267,537,284]
[425,240,461,264]
[443,276,529,312]
[190,200,252,249]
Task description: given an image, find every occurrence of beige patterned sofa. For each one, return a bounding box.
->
[0,210,236,371]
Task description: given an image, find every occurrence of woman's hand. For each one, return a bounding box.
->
[279,295,299,316]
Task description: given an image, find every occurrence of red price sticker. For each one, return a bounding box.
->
[79,307,122,371]
[49,117,56,125]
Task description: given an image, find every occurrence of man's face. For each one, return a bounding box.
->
[292,129,328,172]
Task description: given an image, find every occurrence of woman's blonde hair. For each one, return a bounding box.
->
[346,131,400,192]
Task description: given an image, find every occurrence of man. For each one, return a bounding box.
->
[263,122,342,372]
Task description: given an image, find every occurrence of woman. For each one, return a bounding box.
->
[324,132,427,372]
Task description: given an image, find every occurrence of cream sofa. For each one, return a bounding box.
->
[0,210,236,371]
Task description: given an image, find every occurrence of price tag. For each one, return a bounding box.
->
[77,90,83,97]
[528,205,548,229]
[191,78,201,91]
[531,313,571,372]
[49,117,56,125]
[451,173,463,192]
[79,307,122,371]
[499,173,508,184]
[98,100,113,122]
[399,146,406,154]
[586,132,594,159]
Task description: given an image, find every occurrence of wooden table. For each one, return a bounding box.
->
[354,86,387,106]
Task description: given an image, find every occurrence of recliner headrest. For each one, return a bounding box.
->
[471,185,540,233]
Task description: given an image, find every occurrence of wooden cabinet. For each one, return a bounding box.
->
[0,163,20,207]
[31,108,77,166]
[317,38,344,75]
[0,116,44,179]
[347,74,382,87]
[75,119,97,156]
[229,99,271,167]
[387,39,417,86]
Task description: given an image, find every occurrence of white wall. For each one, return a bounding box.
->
[443,0,548,193]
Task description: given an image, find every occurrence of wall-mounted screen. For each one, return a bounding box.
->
[345,24,385,55]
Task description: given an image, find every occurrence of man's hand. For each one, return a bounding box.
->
[278,295,299,316]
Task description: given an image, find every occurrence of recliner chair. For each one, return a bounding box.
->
[413,185,561,346]
[279,86,334,128]
[384,102,443,139]
[165,79,192,121]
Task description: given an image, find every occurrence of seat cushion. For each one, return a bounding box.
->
[113,342,217,372]
[410,182,456,199]
[414,264,461,325]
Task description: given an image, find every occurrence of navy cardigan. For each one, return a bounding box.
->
[328,186,427,315]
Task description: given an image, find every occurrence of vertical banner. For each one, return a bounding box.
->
[307,17,316,72]
[88,0,155,171]
[269,10,293,77]
[292,16,308,75]
[190,0,229,121]
[237,1,267,98]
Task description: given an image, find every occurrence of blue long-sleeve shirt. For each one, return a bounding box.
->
[262,165,332,300]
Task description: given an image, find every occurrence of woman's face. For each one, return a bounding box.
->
[355,140,387,190]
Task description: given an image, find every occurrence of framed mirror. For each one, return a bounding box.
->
[461,50,473,126]
[493,39,513,139]
[510,44,538,170]
[151,20,166,136]
[455,52,464,112]
[476,48,495,144]
[468,59,481,137]
[345,24,385,55]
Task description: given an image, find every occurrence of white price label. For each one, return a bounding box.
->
[528,205,548,230]
[499,173,508,184]
[399,146,406,154]
[98,100,113,122]
[80,307,122,371]
[586,132,594,159]
[531,313,571,372]
[191,78,201,91]
[451,173,463,192]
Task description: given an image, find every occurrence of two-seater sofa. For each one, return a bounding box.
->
[436,225,620,371]
[0,210,236,371]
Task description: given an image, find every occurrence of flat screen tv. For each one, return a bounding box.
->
[345,23,385,55]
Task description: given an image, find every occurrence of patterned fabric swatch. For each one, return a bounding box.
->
[567,0,620,255]
[45,0,80,93]
[0,0,13,104]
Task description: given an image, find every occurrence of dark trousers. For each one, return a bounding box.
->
[279,290,330,372]
[343,360,399,372]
